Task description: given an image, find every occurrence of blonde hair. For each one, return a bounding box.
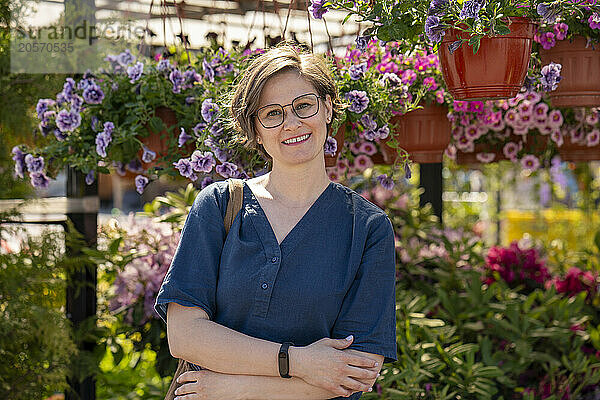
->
[228,42,344,161]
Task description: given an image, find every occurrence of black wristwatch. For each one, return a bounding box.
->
[278,342,294,378]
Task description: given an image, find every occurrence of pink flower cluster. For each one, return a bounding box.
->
[568,108,600,147]
[545,267,598,299]
[534,23,569,50]
[327,137,378,182]
[483,241,551,289]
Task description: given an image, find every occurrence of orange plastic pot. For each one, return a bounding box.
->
[439,17,536,101]
[540,36,600,108]
[380,105,451,164]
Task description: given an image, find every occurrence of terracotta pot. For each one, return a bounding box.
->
[439,17,536,101]
[379,105,452,164]
[540,36,600,108]
[558,136,600,162]
[325,124,346,167]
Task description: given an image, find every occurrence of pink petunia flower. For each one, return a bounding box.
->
[503,142,520,160]
[521,154,540,171]
[585,112,599,126]
[540,31,556,50]
[553,23,569,40]
[518,100,533,116]
[464,124,483,140]
[547,109,564,127]
[455,134,475,152]
[359,141,378,156]
[571,128,585,143]
[445,144,457,160]
[534,102,549,118]
[505,109,518,126]
[476,153,495,163]
[551,129,563,146]
[589,13,600,30]
[353,154,374,171]
[587,129,600,146]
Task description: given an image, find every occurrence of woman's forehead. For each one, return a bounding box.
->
[258,71,318,105]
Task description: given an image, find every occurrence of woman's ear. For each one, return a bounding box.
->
[324,94,333,122]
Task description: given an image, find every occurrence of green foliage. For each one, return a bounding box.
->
[0,211,77,400]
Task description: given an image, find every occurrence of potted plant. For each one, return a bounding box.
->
[536,5,600,107]
[315,0,595,100]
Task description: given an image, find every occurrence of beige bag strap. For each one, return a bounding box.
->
[224,178,244,234]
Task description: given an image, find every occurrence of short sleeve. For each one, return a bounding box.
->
[331,214,397,364]
[154,182,228,323]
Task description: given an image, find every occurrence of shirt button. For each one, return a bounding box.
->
[261,283,268,289]
[271,256,278,263]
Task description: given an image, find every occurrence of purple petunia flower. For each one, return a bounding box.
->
[540,62,562,91]
[425,15,445,43]
[77,77,95,91]
[346,90,369,113]
[521,154,540,171]
[71,94,84,112]
[377,125,390,140]
[203,59,215,83]
[54,129,67,141]
[39,110,55,129]
[127,62,144,83]
[539,31,556,50]
[82,83,105,104]
[324,136,338,156]
[173,158,196,179]
[183,69,201,89]
[210,123,224,137]
[308,0,328,19]
[383,72,402,86]
[428,0,449,16]
[85,170,95,185]
[104,121,114,135]
[587,129,600,147]
[551,129,563,146]
[589,13,600,30]
[537,3,560,24]
[213,147,230,163]
[135,175,149,194]
[193,122,207,136]
[359,142,377,156]
[95,132,111,157]
[554,23,568,40]
[157,59,172,72]
[360,114,378,131]
[126,158,143,173]
[178,127,192,147]
[215,162,238,178]
[169,69,185,93]
[36,99,55,119]
[201,98,220,123]
[349,63,367,80]
[201,176,214,189]
[30,171,50,189]
[142,146,157,163]
[355,36,369,51]
[56,109,81,132]
[117,49,135,66]
[459,0,485,20]
[377,174,394,190]
[190,150,216,173]
[12,147,26,178]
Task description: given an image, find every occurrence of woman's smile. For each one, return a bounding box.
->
[281,133,312,146]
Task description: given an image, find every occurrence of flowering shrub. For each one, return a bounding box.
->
[534,0,600,49]
[445,90,600,171]
[546,266,599,300]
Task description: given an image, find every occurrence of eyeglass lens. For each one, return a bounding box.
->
[257,93,320,128]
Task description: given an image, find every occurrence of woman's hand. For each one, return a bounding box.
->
[173,370,243,400]
[289,336,379,397]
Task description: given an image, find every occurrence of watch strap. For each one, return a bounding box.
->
[278,342,294,378]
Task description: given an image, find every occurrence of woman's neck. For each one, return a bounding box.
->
[258,162,331,207]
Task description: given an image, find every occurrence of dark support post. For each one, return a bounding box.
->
[66,168,98,400]
[419,162,443,224]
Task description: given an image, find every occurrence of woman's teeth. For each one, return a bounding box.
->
[283,134,311,144]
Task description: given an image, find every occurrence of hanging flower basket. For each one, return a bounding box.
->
[455,134,551,165]
[439,17,536,101]
[380,105,452,164]
[540,36,600,108]
[325,124,346,167]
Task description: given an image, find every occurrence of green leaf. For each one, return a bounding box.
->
[494,24,511,35]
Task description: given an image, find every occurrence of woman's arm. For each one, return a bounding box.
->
[167,303,379,396]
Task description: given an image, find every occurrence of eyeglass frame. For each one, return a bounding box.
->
[254,93,323,129]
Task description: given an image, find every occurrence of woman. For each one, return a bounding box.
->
[154,43,397,400]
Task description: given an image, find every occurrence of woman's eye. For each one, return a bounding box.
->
[266,109,281,118]
[296,102,311,110]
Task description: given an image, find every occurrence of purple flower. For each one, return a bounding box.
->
[85,170,95,185]
[540,62,562,91]
[349,63,367,80]
[428,0,449,16]
[539,32,556,50]
[39,110,55,128]
[554,23,568,40]
[201,98,220,123]
[12,147,26,178]
[309,0,328,19]
[215,162,238,178]
[377,125,390,140]
[169,69,185,93]
[30,171,50,189]
[551,129,563,146]
[521,154,540,171]
[104,121,115,135]
[135,175,149,194]
[95,132,111,157]
[587,129,600,147]
[201,176,214,189]
[127,62,144,83]
[360,114,377,131]
[589,13,600,30]
[377,174,394,190]
[203,59,215,83]
[459,0,484,20]
[142,146,157,163]
[359,142,377,156]
[178,127,192,147]
[537,3,560,24]
[346,90,369,113]
[183,69,201,88]
[71,94,84,112]
[404,163,412,179]
[503,142,520,160]
[157,59,172,72]
[324,136,338,156]
[117,49,135,66]
[82,83,105,104]
[77,77,95,91]
[56,109,81,132]
[193,122,207,136]
[425,15,445,43]
[173,158,197,179]
[210,123,224,137]
[190,150,216,173]
[36,99,55,119]
[355,36,368,51]
[54,129,67,141]
[383,72,402,86]
[126,158,143,173]
[213,147,230,163]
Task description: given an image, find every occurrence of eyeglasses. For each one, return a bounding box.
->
[255,93,321,129]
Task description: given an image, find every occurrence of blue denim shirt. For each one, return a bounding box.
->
[155,179,397,399]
